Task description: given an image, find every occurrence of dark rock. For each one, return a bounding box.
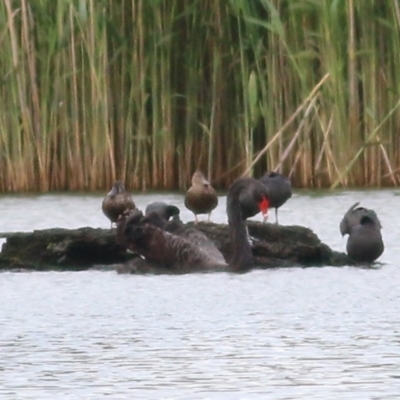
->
[0,228,132,271]
[194,221,353,268]
[0,222,354,272]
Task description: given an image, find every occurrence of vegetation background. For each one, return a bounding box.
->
[1,0,400,192]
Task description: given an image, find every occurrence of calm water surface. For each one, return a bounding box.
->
[0,189,400,399]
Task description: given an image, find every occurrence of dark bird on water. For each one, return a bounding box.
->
[259,171,292,224]
[339,202,381,237]
[339,202,384,263]
[116,209,227,273]
[346,215,384,263]
[102,181,135,227]
[184,171,218,224]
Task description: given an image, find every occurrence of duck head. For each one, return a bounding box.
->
[192,170,210,187]
[107,180,126,197]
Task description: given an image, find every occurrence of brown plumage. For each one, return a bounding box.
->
[184,171,218,224]
[102,181,135,227]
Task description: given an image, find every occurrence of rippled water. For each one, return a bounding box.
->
[1,189,400,399]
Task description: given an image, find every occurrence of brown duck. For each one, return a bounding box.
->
[184,171,218,224]
[102,181,135,227]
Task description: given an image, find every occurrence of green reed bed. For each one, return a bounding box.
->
[0,0,400,192]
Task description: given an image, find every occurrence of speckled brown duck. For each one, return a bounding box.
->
[184,171,218,224]
[102,181,135,227]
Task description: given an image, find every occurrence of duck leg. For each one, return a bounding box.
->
[207,212,212,223]
[194,214,199,224]
[275,208,279,225]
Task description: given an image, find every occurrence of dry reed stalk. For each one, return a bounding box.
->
[275,96,318,171]
[2,1,400,192]
[316,114,343,186]
[331,97,400,189]
[243,73,330,176]
[379,141,398,186]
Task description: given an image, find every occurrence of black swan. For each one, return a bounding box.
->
[115,177,269,274]
[259,172,292,224]
[238,180,270,220]
[184,171,218,224]
[339,202,382,236]
[227,177,270,272]
[116,209,227,273]
[145,202,181,222]
[346,215,384,263]
[102,181,135,227]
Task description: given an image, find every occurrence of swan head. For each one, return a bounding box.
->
[228,177,270,221]
[145,202,181,222]
[165,205,180,219]
[248,182,270,220]
[359,215,375,227]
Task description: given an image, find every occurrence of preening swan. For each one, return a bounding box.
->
[346,215,384,263]
[115,177,270,274]
[227,177,270,272]
[259,172,292,224]
[339,202,381,236]
[145,202,180,222]
[116,209,227,273]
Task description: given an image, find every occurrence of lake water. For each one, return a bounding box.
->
[0,189,400,399]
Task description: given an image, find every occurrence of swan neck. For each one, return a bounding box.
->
[227,196,253,272]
